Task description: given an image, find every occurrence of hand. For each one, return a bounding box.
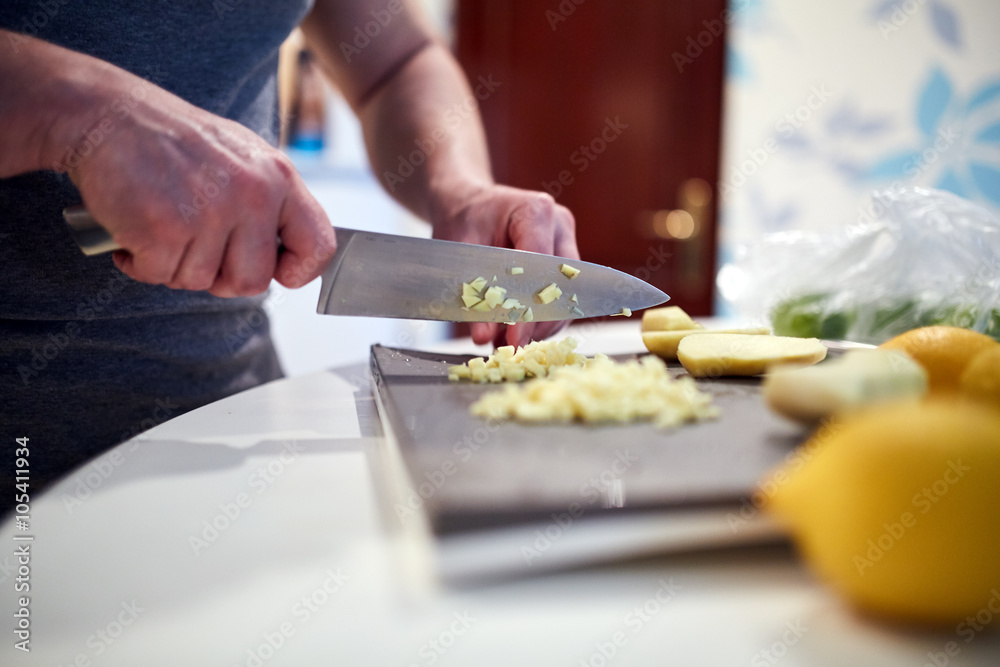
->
[63,71,336,297]
[432,184,580,348]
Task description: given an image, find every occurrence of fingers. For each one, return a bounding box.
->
[552,206,580,261]
[111,249,134,277]
[508,194,558,255]
[170,231,227,292]
[471,322,498,346]
[503,194,579,347]
[508,192,578,259]
[496,322,525,348]
[450,186,582,349]
[498,320,569,348]
[273,176,337,289]
[528,320,570,342]
[110,234,186,286]
[472,321,544,349]
[471,321,560,349]
[210,222,276,298]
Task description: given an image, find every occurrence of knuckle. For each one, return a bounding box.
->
[181,270,217,292]
[242,182,274,213]
[138,217,190,249]
[229,273,270,296]
[555,203,575,225]
[133,264,173,286]
[530,192,557,215]
[269,151,297,182]
[278,263,309,288]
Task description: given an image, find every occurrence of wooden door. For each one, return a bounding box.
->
[456,0,727,315]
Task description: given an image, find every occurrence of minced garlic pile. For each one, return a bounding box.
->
[448,337,588,383]
[451,338,719,428]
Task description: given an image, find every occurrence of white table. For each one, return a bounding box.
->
[3,323,998,666]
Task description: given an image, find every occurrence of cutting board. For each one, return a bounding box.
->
[369,344,810,537]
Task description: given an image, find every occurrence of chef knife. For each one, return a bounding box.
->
[64,207,669,323]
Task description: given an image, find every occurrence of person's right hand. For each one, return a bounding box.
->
[61,66,337,297]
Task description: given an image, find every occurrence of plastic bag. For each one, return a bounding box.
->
[719,187,1000,344]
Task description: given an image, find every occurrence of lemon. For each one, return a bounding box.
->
[960,346,1000,407]
[880,325,999,394]
[765,399,1000,627]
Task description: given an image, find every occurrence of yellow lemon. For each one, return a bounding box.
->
[880,326,999,394]
[960,346,1000,408]
[765,399,1000,627]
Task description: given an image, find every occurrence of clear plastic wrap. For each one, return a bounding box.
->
[720,187,1000,344]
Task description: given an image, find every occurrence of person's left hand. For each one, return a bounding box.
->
[432,184,579,348]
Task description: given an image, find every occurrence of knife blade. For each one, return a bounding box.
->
[63,207,670,323]
[318,228,669,323]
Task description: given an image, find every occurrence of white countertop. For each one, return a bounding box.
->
[3,322,998,666]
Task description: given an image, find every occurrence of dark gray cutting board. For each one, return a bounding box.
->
[370,345,810,535]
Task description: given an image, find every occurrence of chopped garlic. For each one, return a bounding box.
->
[461,274,536,316]
[503,365,526,381]
[510,267,524,275]
[536,283,563,304]
[447,338,589,383]
[559,263,581,279]
[610,308,632,317]
[569,294,578,303]
[493,346,516,362]
[523,307,534,322]
[483,285,507,308]
[448,365,471,380]
[570,306,585,317]
[469,354,718,428]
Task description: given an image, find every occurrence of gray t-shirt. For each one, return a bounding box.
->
[0,0,314,511]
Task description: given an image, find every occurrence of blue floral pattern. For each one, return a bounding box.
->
[718,0,1000,314]
[864,68,1000,206]
[871,0,963,50]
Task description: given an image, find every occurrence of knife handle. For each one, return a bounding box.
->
[63,206,121,256]
[63,206,290,257]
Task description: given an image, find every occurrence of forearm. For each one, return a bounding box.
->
[354,42,495,227]
[0,29,134,177]
[301,1,494,231]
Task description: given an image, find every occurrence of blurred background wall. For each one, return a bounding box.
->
[718,0,1000,310]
